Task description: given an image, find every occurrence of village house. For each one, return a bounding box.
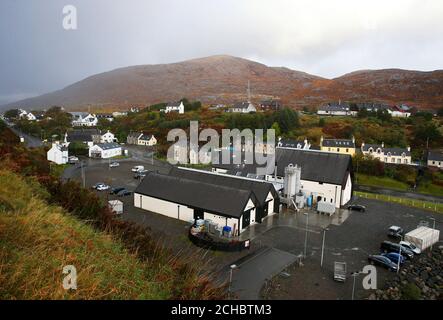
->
[47,142,69,165]
[227,101,257,113]
[65,129,116,147]
[427,151,443,169]
[361,142,412,165]
[18,109,37,121]
[69,112,98,127]
[259,99,281,111]
[96,113,114,122]
[317,103,357,116]
[126,132,157,146]
[88,142,122,159]
[162,101,185,114]
[320,136,356,156]
[277,138,311,150]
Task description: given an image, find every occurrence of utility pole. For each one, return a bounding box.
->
[304,212,309,257]
[81,161,86,188]
[351,272,360,300]
[320,228,329,267]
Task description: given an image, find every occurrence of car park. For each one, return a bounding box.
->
[347,204,366,212]
[399,240,421,255]
[381,252,405,265]
[387,226,404,240]
[109,162,120,168]
[131,165,144,173]
[110,187,125,195]
[380,241,414,259]
[368,255,399,272]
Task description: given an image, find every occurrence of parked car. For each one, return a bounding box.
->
[96,184,110,191]
[109,161,120,168]
[381,252,405,265]
[347,204,366,212]
[380,241,414,259]
[131,165,144,173]
[399,241,421,255]
[388,226,404,240]
[110,187,125,195]
[368,255,399,272]
[116,189,132,197]
[68,156,79,164]
[92,182,106,189]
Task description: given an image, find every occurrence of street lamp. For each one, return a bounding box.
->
[320,228,329,267]
[351,271,360,300]
[303,212,309,257]
[397,235,403,273]
[228,264,237,297]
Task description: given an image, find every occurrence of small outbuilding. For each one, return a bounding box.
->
[89,143,122,159]
[108,200,123,215]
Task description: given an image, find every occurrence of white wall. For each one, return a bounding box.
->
[134,194,194,222]
[341,173,352,206]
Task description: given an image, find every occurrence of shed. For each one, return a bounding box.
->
[108,200,123,215]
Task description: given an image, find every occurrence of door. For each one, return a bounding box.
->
[242,210,251,229]
[193,209,204,221]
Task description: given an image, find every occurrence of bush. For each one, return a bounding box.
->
[400,283,422,300]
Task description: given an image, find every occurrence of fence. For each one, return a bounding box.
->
[354,191,443,214]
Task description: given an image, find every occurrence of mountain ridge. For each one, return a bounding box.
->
[2,55,442,111]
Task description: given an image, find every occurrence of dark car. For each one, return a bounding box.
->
[110,187,125,195]
[347,204,366,212]
[368,255,399,272]
[387,226,404,240]
[380,241,414,259]
[117,189,132,197]
[382,252,405,265]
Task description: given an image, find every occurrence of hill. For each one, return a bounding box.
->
[2,55,443,110]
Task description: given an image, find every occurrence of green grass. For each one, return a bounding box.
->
[49,163,69,178]
[354,191,443,214]
[356,173,409,191]
[417,182,443,197]
[0,170,175,299]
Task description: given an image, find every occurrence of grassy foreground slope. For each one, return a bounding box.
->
[0,170,169,299]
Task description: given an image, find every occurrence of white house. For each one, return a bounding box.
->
[361,142,412,165]
[18,109,37,121]
[47,142,69,165]
[228,102,257,113]
[88,143,122,159]
[70,112,98,127]
[317,103,357,116]
[126,132,157,146]
[427,151,443,169]
[164,101,185,114]
[100,130,116,143]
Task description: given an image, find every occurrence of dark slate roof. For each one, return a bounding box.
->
[96,113,113,118]
[67,129,100,142]
[275,148,351,186]
[134,172,256,218]
[166,101,182,107]
[94,143,121,150]
[428,151,443,162]
[212,149,352,186]
[233,102,255,109]
[322,139,355,148]
[318,103,350,112]
[168,167,277,207]
[362,144,411,156]
[277,139,308,149]
[139,134,154,141]
[127,132,142,139]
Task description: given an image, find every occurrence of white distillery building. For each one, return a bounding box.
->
[47,142,69,165]
[88,143,122,159]
[213,148,353,209]
[133,168,280,236]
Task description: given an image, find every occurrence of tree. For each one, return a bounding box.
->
[270,122,281,138]
[4,109,19,119]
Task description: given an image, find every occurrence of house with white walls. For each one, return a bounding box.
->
[69,112,98,127]
[163,101,185,114]
[361,142,412,165]
[47,142,69,165]
[88,143,122,159]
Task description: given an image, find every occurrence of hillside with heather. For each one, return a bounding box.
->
[2,55,443,111]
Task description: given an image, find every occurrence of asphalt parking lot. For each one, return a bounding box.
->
[65,159,442,300]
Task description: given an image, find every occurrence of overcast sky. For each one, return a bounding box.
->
[1,0,443,104]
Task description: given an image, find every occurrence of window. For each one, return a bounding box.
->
[337,148,340,152]
[328,148,331,151]
[330,199,333,203]
[397,159,401,164]
[391,158,395,163]
[384,157,388,162]
[404,159,408,164]
[346,148,349,152]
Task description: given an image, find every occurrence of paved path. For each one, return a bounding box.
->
[228,247,298,299]
[8,126,43,148]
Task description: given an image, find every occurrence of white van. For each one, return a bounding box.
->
[131,165,145,173]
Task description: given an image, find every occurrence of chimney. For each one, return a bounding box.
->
[407,146,411,152]
[381,142,385,148]
[352,135,355,144]
[320,135,324,146]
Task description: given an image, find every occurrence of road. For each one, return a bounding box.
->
[6,124,44,148]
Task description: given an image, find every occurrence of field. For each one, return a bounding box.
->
[356,173,409,191]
